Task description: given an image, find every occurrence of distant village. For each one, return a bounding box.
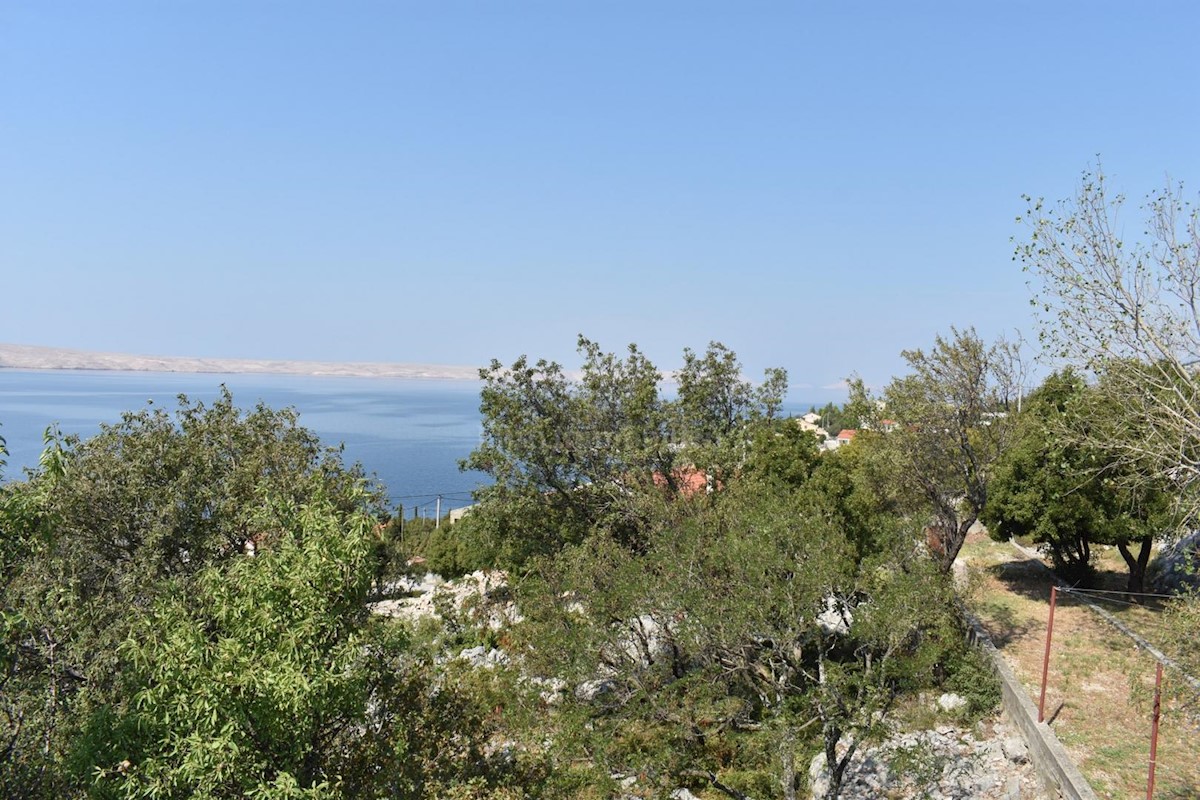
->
[797,410,895,450]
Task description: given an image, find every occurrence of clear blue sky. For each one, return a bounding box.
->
[3,1,1198,395]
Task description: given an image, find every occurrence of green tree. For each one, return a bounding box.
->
[1159,591,1200,715]
[852,327,1020,572]
[984,370,1172,592]
[1,391,546,799]
[0,391,381,796]
[81,496,514,800]
[673,342,787,485]
[515,484,972,800]
[462,335,674,559]
[1018,165,1200,528]
[0,425,17,773]
[801,443,899,561]
[740,417,822,489]
[462,337,786,564]
[983,371,1099,577]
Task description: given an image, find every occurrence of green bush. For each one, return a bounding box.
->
[371,508,511,584]
[943,644,1002,719]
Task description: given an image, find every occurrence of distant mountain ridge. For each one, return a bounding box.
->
[0,343,481,380]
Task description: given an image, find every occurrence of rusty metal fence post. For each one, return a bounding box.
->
[1039,585,1058,723]
[1146,662,1163,800]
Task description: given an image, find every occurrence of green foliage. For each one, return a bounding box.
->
[983,370,1173,590]
[463,336,674,557]
[0,390,383,796]
[741,418,821,489]
[463,336,787,566]
[851,327,1019,571]
[798,445,897,560]
[1019,166,1200,532]
[1159,591,1200,710]
[0,391,533,799]
[513,482,967,798]
[674,342,787,483]
[887,737,950,790]
[453,335,1008,796]
[983,371,1101,577]
[372,511,503,582]
[78,498,517,800]
[941,646,1002,719]
[84,498,381,797]
[2,338,1019,799]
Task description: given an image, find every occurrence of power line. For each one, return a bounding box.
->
[389,491,475,501]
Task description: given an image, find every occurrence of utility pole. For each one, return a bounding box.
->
[435,495,442,529]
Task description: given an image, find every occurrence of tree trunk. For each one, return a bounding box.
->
[824,730,858,800]
[934,516,972,573]
[1117,536,1153,595]
[1050,532,1092,579]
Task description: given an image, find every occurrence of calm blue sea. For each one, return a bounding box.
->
[0,369,840,513]
[0,370,487,512]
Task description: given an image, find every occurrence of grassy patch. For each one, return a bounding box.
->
[959,534,1200,799]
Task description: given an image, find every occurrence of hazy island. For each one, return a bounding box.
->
[0,342,481,380]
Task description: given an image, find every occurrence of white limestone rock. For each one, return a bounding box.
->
[937,693,968,712]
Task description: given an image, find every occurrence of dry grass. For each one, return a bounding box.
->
[958,534,1200,799]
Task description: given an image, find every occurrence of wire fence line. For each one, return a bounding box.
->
[1008,541,1200,695]
[1066,586,1176,600]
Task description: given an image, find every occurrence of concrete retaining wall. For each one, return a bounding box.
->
[964,614,1098,800]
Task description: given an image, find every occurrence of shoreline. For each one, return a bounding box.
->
[0,343,481,381]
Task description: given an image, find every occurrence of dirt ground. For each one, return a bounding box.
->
[958,533,1200,800]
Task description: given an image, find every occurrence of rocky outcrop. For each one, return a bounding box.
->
[808,717,1046,800]
[372,571,1047,800]
[369,570,521,630]
[457,645,510,670]
[1149,531,1200,593]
